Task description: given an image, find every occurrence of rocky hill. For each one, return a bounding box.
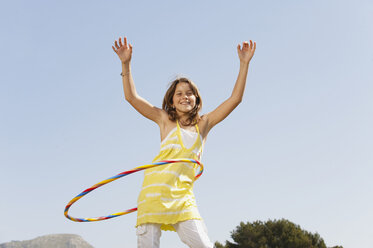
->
[0,234,94,248]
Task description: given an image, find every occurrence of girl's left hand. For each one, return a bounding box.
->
[237,40,256,64]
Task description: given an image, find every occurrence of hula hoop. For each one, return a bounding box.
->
[64,158,203,222]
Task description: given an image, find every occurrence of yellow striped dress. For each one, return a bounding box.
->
[136,120,203,231]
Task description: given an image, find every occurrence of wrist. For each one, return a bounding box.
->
[121,61,131,70]
[120,71,130,77]
[239,61,250,67]
[121,62,131,76]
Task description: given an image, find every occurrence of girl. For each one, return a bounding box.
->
[112,37,256,248]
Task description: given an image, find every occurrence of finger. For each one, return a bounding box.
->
[243,41,249,47]
[249,40,253,48]
[253,41,257,52]
[124,37,128,47]
[114,40,120,49]
[237,44,241,51]
[129,43,133,51]
[112,46,118,54]
[119,37,123,47]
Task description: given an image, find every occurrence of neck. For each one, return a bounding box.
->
[178,118,190,127]
[175,111,190,125]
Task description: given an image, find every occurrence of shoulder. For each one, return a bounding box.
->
[159,110,177,141]
[198,115,210,139]
[158,109,172,128]
[159,109,169,120]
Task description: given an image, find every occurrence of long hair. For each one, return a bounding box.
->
[162,77,202,126]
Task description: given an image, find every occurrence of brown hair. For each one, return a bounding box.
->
[162,77,202,126]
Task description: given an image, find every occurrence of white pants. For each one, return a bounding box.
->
[136,220,213,248]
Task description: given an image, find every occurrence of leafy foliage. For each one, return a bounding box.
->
[215,219,340,248]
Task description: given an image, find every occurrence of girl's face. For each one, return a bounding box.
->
[172,82,196,115]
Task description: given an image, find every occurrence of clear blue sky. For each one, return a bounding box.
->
[1,0,372,247]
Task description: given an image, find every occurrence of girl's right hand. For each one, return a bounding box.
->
[112,36,133,64]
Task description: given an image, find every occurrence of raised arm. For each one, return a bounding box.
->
[112,37,164,125]
[205,40,256,133]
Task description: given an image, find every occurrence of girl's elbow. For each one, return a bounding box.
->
[230,93,243,104]
[232,96,242,105]
[125,95,134,103]
[125,93,137,103]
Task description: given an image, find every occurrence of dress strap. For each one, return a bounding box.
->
[195,123,199,135]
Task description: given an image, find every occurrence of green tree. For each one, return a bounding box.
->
[215,219,341,248]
